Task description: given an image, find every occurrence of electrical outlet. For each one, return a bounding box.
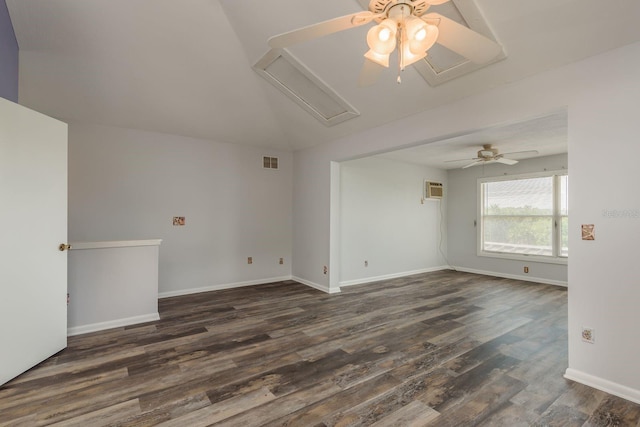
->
[247,257,253,264]
[279,257,284,265]
[582,327,595,344]
[323,266,328,275]
[524,266,529,273]
[364,260,368,267]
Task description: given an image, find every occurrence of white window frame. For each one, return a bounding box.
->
[477,170,568,265]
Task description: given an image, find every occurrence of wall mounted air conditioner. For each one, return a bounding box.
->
[425,181,443,199]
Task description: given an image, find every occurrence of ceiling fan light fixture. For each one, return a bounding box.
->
[367,19,397,55]
[379,26,392,42]
[364,49,391,67]
[404,16,425,40]
[401,43,427,67]
[407,21,439,55]
[408,37,428,56]
[423,24,439,49]
[362,5,445,77]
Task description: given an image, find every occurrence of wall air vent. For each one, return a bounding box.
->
[254,49,359,126]
[263,156,279,169]
[425,181,444,199]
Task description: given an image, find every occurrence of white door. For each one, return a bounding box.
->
[0,98,68,386]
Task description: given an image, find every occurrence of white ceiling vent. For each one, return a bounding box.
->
[412,0,506,86]
[254,49,359,126]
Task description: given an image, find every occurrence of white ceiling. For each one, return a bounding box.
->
[378,110,568,169]
[7,0,640,158]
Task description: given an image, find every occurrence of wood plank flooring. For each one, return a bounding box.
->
[2,270,640,426]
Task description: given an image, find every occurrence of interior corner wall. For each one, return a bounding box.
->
[68,122,293,296]
[446,154,568,286]
[339,157,447,286]
[291,147,334,291]
[293,41,640,401]
[0,0,19,102]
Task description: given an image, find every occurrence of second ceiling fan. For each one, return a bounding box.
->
[267,0,502,85]
[447,144,540,169]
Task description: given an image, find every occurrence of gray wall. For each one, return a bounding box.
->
[565,57,640,394]
[68,122,293,296]
[446,153,568,285]
[0,0,18,102]
[339,157,448,286]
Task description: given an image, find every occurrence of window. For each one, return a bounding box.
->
[478,172,568,263]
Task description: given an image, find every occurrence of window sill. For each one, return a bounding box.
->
[478,250,568,265]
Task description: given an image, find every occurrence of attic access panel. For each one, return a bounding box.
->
[254,49,360,127]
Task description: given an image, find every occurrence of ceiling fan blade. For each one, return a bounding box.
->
[358,58,385,87]
[358,0,450,9]
[462,160,484,169]
[445,157,477,163]
[423,12,501,64]
[268,11,377,49]
[501,150,539,157]
[495,157,518,165]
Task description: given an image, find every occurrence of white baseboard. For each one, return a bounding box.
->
[339,266,451,288]
[564,368,640,405]
[452,266,567,287]
[291,276,339,294]
[67,312,160,337]
[158,276,293,299]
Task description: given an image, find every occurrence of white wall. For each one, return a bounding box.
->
[564,50,640,402]
[68,123,292,296]
[293,41,640,401]
[447,154,568,285]
[339,157,447,286]
[291,149,331,291]
[68,241,161,335]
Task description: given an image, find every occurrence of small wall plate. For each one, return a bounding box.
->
[581,224,594,240]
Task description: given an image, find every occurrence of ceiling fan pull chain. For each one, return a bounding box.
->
[397,25,403,84]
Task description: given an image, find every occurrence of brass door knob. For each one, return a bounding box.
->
[59,243,72,251]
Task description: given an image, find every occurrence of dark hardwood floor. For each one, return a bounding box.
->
[2,270,640,426]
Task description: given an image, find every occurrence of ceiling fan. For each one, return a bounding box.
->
[267,0,501,85]
[447,144,539,169]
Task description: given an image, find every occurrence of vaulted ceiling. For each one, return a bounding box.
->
[7,0,640,158]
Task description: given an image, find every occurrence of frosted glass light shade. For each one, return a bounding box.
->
[423,24,439,50]
[405,18,439,55]
[364,49,390,67]
[405,17,426,40]
[401,44,427,67]
[366,19,397,55]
